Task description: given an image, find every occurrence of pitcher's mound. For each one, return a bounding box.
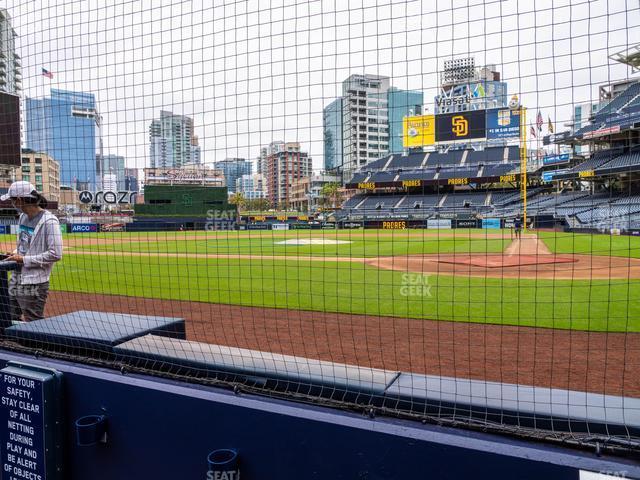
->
[435,254,577,268]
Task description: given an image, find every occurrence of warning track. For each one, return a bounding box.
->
[46,291,640,398]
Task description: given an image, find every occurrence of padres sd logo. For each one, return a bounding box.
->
[451,115,468,136]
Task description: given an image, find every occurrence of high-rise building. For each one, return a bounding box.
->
[235,173,265,200]
[191,135,201,164]
[323,75,423,176]
[149,110,195,168]
[0,8,22,94]
[96,154,126,191]
[124,168,139,192]
[387,87,423,154]
[257,148,268,176]
[20,149,60,202]
[434,58,507,114]
[213,158,252,194]
[341,74,390,175]
[261,141,312,208]
[25,89,97,190]
[323,98,343,171]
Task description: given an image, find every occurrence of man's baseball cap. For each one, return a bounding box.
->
[0,181,38,201]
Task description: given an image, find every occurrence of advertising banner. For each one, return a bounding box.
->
[403,115,436,148]
[435,110,486,143]
[341,222,362,229]
[381,221,407,230]
[427,219,452,229]
[482,218,501,229]
[542,169,569,182]
[543,130,571,145]
[454,219,478,228]
[486,108,521,139]
[70,223,98,233]
[582,125,621,139]
[543,153,570,166]
[271,223,290,231]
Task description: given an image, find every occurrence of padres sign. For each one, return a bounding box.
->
[435,110,486,143]
[382,221,406,230]
[451,115,468,136]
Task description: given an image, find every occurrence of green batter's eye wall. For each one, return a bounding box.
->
[134,185,237,217]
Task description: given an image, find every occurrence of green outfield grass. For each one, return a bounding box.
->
[65,231,511,257]
[52,253,640,332]
[5,229,640,332]
[538,231,640,258]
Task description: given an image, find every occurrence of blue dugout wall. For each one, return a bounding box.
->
[0,348,638,480]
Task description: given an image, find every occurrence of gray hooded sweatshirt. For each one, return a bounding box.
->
[13,210,63,285]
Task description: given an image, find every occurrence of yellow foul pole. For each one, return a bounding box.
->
[520,106,528,231]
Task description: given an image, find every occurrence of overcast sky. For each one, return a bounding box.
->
[5,0,640,172]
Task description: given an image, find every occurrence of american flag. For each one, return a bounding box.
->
[42,68,53,79]
[536,110,544,131]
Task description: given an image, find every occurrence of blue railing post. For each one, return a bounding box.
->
[0,261,18,332]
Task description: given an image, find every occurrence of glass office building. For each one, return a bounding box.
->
[387,88,423,154]
[25,89,97,190]
[323,98,343,171]
[213,158,252,194]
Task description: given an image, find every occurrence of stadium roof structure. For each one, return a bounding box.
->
[546,80,640,145]
[609,43,640,73]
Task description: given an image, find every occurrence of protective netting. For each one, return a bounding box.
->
[0,0,639,453]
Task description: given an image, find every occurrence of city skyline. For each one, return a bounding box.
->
[5,0,637,174]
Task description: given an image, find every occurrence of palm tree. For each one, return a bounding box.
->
[229,192,247,211]
[320,182,342,209]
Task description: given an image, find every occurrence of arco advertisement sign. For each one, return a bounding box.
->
[70,223,98,233]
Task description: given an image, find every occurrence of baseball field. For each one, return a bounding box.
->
[24,228,640,332]
[2,228,639,396]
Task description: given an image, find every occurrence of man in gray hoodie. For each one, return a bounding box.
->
[2,181,63,322]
